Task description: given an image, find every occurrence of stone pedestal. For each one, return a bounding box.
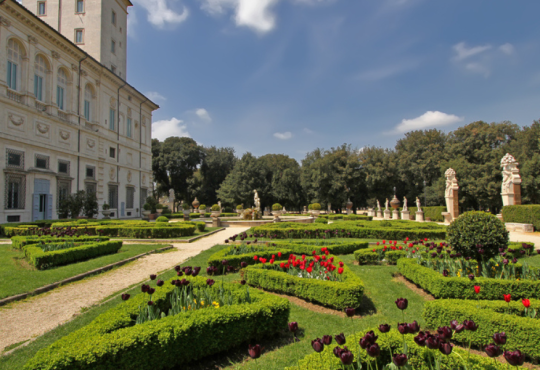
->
[212,218,221,227]
[502,184,522,207]
[441,212,452,225]
[377,210,383,218]
[415,211,424,222]
[367,208,375,217]
[401,211,410,220]
[445,188,460,221]
[392,210,399,220]
[384,210,391,220]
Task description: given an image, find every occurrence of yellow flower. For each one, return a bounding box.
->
[212,301,220,308]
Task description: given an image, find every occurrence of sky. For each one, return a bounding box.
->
[125,0,540,161]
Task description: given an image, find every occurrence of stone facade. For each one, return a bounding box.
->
[0,0,158,222]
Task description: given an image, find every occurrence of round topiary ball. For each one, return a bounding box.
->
[447,211,508,261]
[156,216,169,223]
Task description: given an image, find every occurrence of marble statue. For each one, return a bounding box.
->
[403,197,408,211]
[500,153,522,206]
[445,168,459,197]
[385,198,389,211]
[377,200,381,211]
[415,197,422,212]
[253,190,261,210]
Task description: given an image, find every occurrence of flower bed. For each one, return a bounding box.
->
[398,258,540,300]
[244,253,364,309]
[285,328,525,370]
[208,245,291,271]
[25,276,290,370]
[423,299,540,359]
[24,240,123,269]
[11,235,110,250]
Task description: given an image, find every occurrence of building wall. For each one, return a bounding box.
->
[0,1,157,222]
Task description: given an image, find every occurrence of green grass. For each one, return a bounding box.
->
[0,246,430,370]
[0,243,169,300]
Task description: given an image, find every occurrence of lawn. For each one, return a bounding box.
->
[0,246,429,369]
[0,243,169,300]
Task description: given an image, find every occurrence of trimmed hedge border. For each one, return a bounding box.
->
[503,205,540,230]
[244,255,364,309]
[285,328,526,370]
[24,241,123,269]
[25,276,290,370]
[11,235,110,250]
[398,258,540,300]
[423,299,540,360]
[6,224,197,238]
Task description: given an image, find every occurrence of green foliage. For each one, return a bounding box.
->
[102,203,110,211]
[397,258,540,299]
[245,256,364,309]
[24,241,123,270]
[188,213,201,218]
[182,202,190,210]
[114,226,196,239]
[195,222,206,232]
[311,203,321,210]
[161,207,171,215]
[447,211,509,260]
[83,191,98,218]
[11,236,110,250]
[236,204,243,210]
[210,204,220,211]
[314,217,328,224]
[25,276,290,370]
[199,204,206,210]
[156,203,164,210]
[145,196,158,213]
[272,203,282,211]
[423,299,540,360]
[155,216,169,223]
[194,146,237,206]
[143,203,151,211]
[503,205,540,230]
[58,191,96,218]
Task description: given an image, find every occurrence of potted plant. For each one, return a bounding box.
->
[182,202,191,218]
[311,203,322,217]
[236,204,243,213]
[156,203,164,215]
[272,203,283,220]
[101,202,111,219]
[199,204,207,214]
[211,204,221,218]
[142,203,151,219]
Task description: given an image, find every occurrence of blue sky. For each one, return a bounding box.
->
[127,0,540,161]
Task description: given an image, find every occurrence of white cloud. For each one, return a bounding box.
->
[392,111,464,134]
[146,91,167,101]
[465,62,490,78]
[195,108,212,122]
[132,0,189,28]
[200,0,332,33]
[355,60,420,82]
[274,131,293,140]
[453,42,491,61]
[152,118,190,141]
[499,43,515,55]
[303,128,314,134]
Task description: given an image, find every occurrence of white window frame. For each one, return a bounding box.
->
[38,1,46,16]
[75,29,84,44]
[76,0,84,14]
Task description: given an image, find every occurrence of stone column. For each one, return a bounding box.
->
[500,153,522,206]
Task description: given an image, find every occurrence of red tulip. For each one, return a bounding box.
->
[474,286,480,294]
[254,256,258,261]
[522,299,531,308]
[338,267,344,274]
[504,294,511,303]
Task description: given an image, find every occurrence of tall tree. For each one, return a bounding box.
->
[196,147,237,205]
[359,146,401,208]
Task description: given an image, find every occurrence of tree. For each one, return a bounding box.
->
[152,137,205,204]
[259,154,304,209]
[217,153,266,207]
[196,147,237,205]
[358,146,401,207]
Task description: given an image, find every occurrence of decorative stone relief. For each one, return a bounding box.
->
[87,138,96,149]
[8,113,24,126]
[80,70,88,77]
[51,51,60,59]
[28,35,38,45]
[95,80,101,87]
[127,171,132,183]
[37,122,50,134]
[109,168,116,181]
[59,130,71,140]
[0,16,12,27]
[71,64,78,71]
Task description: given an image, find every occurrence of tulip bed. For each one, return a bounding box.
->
[423,299,540,360]
[244,254,364,309]
[397,258,540,300]
[11,235,110,250]
[24,276,290,370]
[24,240,123,270]
[285,328,526,370]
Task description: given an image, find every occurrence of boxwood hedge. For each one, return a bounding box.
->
[285,328,526,370]
[398,258,540,300]
[11,235,110,250]
[24,240,123,269]
[25,276,290,370]
[502,205,540,230]
[423,299,540,359]
[244,256,364,309]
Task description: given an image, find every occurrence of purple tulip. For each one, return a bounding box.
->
[206,266,215,275]
[512,258,518,264]
[414,332,427,347]
[322,335,332,345]
[339,349,354,365]
[150,274,157,280]
[493,332,507,345]
[241,262,248,268]
[345,308,355,317]
[311,338,324,353]
[439,342,453,355]
[468,274,474,281]
[437,326,452,342]
[147,301,154,306]
[408,321,420,334]
[485,343,501,358]
[121,293,130,301]
[288,322,298,333]
[141,284,149,293]
[335,333,346,345]
[426,335,440,350]
[177,271,184,277]
[393,353,408,367]
[174,266,181,272]
[359,336,370,349]
[378,324,391,333]
[443,270,449,277]
[395,298,408,310]
[207,279,215,287]
[240,280,246,285]
[333,346,343,358]
[192,270,200,277]
[248,344,263,359]
[194,266,201,274]
[398,323,410,335]
[222,259,228,266]
[504,350,524,366]
[464,320,478,332]
[364,331,378,344]
[366,343,380,358]
[147,287,155,295]
[156,280,164,287]
[503,259,509,265]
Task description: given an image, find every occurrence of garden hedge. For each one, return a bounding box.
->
[423,299,540,360]
[11,235,110,250]
[244,256,364,309]
[285,328,526,370]
[503,205,540,230]
[25,276,290,370]
[249,222,446,240]
[208,247,291,271]
[398,258,540,300]
[354,247,411,265]
[24,241,123,270]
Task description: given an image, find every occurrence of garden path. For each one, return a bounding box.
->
[509,231,540,248]
[0,227,247,352]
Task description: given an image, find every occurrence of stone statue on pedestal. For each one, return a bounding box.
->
[403,197,408,211]
[444,168,459,221]
[253,190,261,211]
[415,197,422,213]
[500,153,522,206]
[385,198,389,211]
[377,200,381,211]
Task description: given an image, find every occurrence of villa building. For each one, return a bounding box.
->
[0,0,158,222]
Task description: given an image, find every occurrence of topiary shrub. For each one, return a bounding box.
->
[447,211,508,262]
[199,204,207,210]
[308,204,313,210]
[211,204,220,211]
[161,207,172,215]
[182,203,190,210]
[156,216,169,223]
[196,222,206,232]
[272,203,282,211]
[311,203,321,210]
[236,205,243,210]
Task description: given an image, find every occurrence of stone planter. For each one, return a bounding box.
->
[157,209,163,215]
[142,210,151,219]
[101,210,111,219]
[183,210,191,220]
[310,210,321,217]
[272,211,282,222]
[211,211,221,218]
[192,198,200,210]
[199,209,206,214]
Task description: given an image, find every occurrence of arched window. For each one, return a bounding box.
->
[57,68,68,111]
[34,55,48,102]
[84,84,94,122]
[7,39,24,91]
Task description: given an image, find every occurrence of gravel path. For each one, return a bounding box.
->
[0,227,246,352]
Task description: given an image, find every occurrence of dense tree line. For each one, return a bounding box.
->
[151,120,540,213]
